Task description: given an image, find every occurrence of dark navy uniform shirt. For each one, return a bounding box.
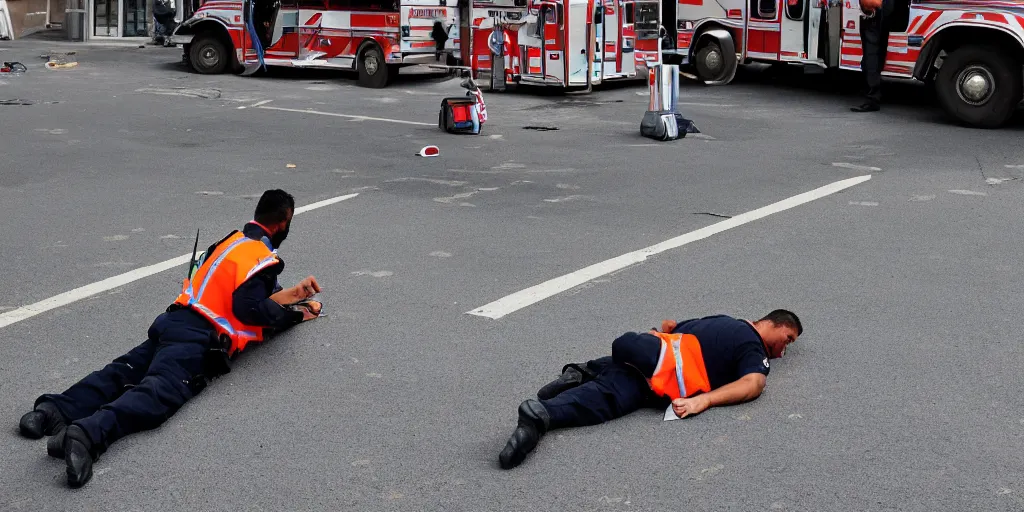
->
[671,315,770,389]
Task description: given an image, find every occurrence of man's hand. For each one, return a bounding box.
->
[295,276,321,300]
[672,395,711,418]
[270,276,321,306]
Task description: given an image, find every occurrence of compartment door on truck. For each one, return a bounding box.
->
[744,0,780,60]
[542,2,566,84]
[619,0,636,76]
[566,0,591,85]
[269,0,300,59]
[780,0,808,60]
[593,0,623,80]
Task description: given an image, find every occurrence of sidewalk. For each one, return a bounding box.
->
[10,28,153,47]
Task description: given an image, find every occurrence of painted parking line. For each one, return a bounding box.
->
[257,105,434,126]
[467,175,873,320]
[0,193,360,330]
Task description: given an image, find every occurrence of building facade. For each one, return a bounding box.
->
[1,0,153,40]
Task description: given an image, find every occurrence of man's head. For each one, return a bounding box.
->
[253,189,295,249]
[753,309,803,359]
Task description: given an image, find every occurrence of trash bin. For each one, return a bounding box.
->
[65,0,87,42]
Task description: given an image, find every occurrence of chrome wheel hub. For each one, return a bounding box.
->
[956,65,995,106]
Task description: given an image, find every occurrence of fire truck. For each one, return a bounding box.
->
[462,0,663,91]
[659,0,1024,128]
[170,0,461,88]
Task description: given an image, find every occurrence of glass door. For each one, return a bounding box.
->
[93,0,119,36]
[123,0,148,36]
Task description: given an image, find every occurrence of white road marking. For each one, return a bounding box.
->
[466,175,872,319]
[0,193,360,330]
[948,189,987,196]
[257,105,432,126]
[295,192,360,213]
[250,100,273,107]
[985,177,1015,185]
[832,162,881,172]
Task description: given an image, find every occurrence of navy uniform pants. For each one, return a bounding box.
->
[539,332,670,430]
[38,312,213,454]
[859,0,895,105]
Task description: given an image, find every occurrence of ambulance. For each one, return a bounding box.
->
[462,0,663,91]
[170,0,461,88]
[659,0,1024,127]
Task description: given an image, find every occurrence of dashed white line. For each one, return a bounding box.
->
[0,193,360,330]
[832,162,881,172]
[466,175,872,320]
[257,105,433,126]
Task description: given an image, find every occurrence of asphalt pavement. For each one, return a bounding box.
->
[1,40,1023,511]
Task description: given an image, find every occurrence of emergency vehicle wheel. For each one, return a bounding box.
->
[358,44,390,88]
[188,33,228,75]
[935,44,1022,128]
[693,40,735,85]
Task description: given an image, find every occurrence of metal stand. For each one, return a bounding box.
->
[640,64,700,141]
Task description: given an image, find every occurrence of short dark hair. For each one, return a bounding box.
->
[254,189,295,225]
[758,309,803,336]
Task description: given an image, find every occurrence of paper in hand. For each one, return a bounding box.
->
[663,404,681,421]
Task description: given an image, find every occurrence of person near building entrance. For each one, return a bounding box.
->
[17,189,323,488]
[851,0,895,112]
[498,310,803,469]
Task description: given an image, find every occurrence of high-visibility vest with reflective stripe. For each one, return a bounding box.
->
[173,230,282,356]
[648,331,712,400]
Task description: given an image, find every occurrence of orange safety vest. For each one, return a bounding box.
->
[173,231,282,357]
[647,331,712,400]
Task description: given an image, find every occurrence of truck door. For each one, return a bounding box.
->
[241,0,295,74]
[632,0,659,68]
[269,0,300,59]
[805,0,837,65]
[593,0,605,82]
[460,0,471,65]
[744,0,780,60]
[780,0,807,60]
[620,0,636,76]
[542,2,566,84]
[566,0,591,85]
[594,0,621,79]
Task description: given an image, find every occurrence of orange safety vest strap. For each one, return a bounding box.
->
[648,331,712,400]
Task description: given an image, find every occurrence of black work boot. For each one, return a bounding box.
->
[498,399,550,470]
[19,401,66,439]
[851,102,880,112]
[63,425,96,488]
[537,365,587,400]
[47,426,67,458]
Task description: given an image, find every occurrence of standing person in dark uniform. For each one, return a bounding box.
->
[17,189,323,488]
[498,310,802,469]
[851,0,895,112]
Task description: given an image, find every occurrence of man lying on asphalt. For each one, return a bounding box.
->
[498,310,803,469]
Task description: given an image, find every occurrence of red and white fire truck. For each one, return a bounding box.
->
[462,0,663,90]
[659,0,1024,127]
[170,0,461,87]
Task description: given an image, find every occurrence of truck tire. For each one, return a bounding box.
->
[935,44,1022,128]
[693,36,738,85]
[188,33,229,75]
[358,44,390,88]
